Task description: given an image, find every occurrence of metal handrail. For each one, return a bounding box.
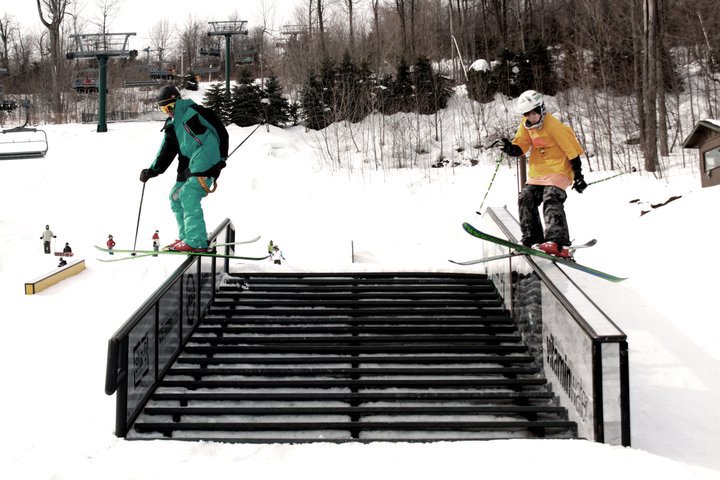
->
[482,207,630,446]
[104,218,235,436]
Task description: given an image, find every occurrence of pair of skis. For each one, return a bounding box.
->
[453,222,626,283]
[95,235,269,262]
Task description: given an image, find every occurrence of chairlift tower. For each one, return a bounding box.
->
[207,21,249,99]
[66,33,136,132]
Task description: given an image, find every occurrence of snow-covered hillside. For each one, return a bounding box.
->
[1,84,719,479]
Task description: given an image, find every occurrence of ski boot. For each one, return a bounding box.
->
[535,241,573,259]
[168,241,211,253]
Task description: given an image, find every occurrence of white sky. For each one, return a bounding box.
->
[5,0,303,50]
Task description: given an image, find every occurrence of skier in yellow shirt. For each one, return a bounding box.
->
[500,90,588,258]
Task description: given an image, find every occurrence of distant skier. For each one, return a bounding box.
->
[40,225,56,254]
[57,257,67,268]
[270,244,285,265]
[63,242,72,254]
[152,230,160,256]
[267,240,274,255]
[499,90,587,258]
[139,85,229,253]
[106,234,116,255]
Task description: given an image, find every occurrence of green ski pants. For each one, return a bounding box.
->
[169,177,213,248]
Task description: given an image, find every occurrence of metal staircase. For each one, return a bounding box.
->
[129,272,576,442]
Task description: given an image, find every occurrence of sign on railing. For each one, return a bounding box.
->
[104,219,235,436]
[481,207,630,446]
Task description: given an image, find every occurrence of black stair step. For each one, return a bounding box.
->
[134,420,575,433]
[159,378,548,389]
[225,274,490,284]
[182,344,528,355]
[201,315,515,325]
[166,366,541,376]
[174,354,536,366]
[188,334,522,345]
[143,405,565,417]
[219,284,496,293]
[205,307,507,317]
[194,325,518,335]
[151,390,556,402]
[211,299,503,308]
[215,292,501,301]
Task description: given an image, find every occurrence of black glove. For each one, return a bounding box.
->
[500,138,523,157]
[570,157,587,193]
[139,168,159,183]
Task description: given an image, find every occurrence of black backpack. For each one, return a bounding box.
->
[189,103,229,178]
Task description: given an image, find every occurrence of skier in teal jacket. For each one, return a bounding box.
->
[139,86,228,252]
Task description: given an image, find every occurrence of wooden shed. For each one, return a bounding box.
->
[683,120,720,188]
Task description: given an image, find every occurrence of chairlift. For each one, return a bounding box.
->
[200,47,221,57]
[73,78,99,93]
[0,99,18,111]
[1,83,18,110]
[0,99,49,160]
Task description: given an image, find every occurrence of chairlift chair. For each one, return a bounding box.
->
[0,99,18,111]
[0,99,49,160]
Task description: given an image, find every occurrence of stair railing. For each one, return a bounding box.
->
[104,218,236,437]
[481,207,631,446]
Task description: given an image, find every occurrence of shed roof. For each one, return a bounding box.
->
[683,119,720,148]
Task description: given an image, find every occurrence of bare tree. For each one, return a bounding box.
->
[179,15,204,75]
[36,0,69,116]
[371,0,380,66]
[641,0,659,173]
[149,19,173,66]
[0,14,14,72]
[317,0,327,57]
[396,0,408,57]
[92,0,122,36]
[655,0,669,156]
[343,0,355,53]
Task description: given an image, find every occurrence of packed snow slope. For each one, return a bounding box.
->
[0,86,719,479]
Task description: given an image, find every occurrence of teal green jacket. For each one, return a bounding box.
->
[150,98,228,181]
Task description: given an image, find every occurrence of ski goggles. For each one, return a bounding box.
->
[159,100,176,115]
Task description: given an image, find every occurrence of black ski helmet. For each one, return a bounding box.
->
[157,85,181,106]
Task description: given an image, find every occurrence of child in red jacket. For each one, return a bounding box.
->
[106,234,116,255]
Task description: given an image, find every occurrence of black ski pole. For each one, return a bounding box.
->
[227,122,263,159]
[131,182,146,256]
[587,167,637,186]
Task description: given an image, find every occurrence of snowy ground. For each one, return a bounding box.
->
[1,87,719,479]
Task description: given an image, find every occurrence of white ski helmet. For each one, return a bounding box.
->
[516,90,544,115]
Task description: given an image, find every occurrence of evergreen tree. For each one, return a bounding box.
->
[300,71,328,130]
[521,39,558,95]
[355,60,375,119]
[287,101,301,126]
[203,83,230,124]
[319,57,338,121]
[262,75,290,127]
[230,68,262,127]
[467,62,498,103]
[376,73,395,115]
[492,49,522,98]
[337,51,356,122]
[392,58,414,113]
[412,56,436,114]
